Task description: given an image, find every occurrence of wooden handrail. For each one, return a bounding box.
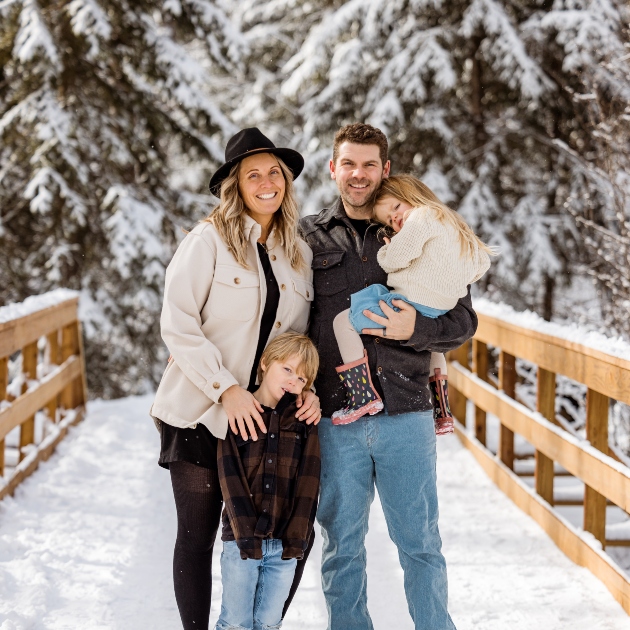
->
[448,309,630,615]
[0,294,87,500]
[475,313,630,404]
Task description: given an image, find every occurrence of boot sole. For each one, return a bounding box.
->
[331,400,384,425]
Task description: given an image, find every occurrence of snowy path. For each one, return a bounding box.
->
[0,395,627,630]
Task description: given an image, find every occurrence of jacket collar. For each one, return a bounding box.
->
[243,213,281,250]
[243,213,261,240]
[314,197,349,230]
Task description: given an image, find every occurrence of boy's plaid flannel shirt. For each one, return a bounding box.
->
[217,393,320,560]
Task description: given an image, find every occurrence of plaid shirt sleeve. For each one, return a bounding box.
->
[217,431,264,559]
[281,424,321,560]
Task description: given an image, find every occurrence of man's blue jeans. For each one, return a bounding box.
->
[215,539,297,630]
[317,410,457,630]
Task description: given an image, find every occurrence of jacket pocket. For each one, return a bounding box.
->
[290,276,314,333]
[209,265,260,322]
[312,251,347,297]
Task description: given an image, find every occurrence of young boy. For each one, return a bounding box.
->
[215,332,320,630]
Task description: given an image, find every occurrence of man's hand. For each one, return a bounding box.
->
[221,385,267,441]
[295,389,322,425]
[361,299,416,340]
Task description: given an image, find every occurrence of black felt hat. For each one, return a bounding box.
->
[209,128,304,197]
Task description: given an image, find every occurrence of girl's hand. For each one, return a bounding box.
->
[295,390,322,425]
[221,385,267,441]
[383,236,391,245]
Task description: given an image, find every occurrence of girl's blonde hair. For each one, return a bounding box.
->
[204,155,305,270]
[374,174,496,258]
[258,332,319,391]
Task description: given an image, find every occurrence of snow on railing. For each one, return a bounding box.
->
[0,290,87,499]
[448,302,630,615]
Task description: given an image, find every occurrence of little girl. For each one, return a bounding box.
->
[332,174,496,432]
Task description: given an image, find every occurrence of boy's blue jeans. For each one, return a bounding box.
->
[215,539,297,630]
[317,409,457,630]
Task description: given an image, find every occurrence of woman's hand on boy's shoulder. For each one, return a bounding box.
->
[221,385,267,441]
[295,390,321,425]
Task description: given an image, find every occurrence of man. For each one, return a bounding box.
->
[299,123,475,629]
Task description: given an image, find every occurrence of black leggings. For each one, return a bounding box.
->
[169,460,314,630]
[170,461,222,630]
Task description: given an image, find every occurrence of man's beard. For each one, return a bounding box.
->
[340,179,380,216]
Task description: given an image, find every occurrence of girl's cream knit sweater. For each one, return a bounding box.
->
[376,206,491,310]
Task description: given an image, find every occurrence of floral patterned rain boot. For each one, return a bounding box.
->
[331,351,384,425]
[429,368,454,435]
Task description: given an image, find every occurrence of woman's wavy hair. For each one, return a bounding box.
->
[203,155,305,271]
[374,174,497,258]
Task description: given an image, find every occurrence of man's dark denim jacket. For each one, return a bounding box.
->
[299,198,478,418]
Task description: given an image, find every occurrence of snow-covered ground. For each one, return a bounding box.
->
[0,395,628,630]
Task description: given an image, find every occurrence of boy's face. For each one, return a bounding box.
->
[260,354,307,406]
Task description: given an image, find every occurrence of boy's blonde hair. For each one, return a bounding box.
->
[258,332,319,391]
[374,174,496,258]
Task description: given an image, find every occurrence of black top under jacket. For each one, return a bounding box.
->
[247,243,281,392]
[299,197,478,419]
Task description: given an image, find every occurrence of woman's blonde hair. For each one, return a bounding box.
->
[258,332,319,391]
[204,155,305,270]
[374,174,496,258]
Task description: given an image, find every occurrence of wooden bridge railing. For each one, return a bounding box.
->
[447,308,630,615]
[0,294,87,500]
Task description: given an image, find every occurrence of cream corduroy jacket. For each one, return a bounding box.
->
[376,206,491,310]
[150,216,313,439]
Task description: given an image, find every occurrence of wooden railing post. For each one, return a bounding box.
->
[60,323,79,411]
[498,351,516,469]
[75,321,88,407]
[535,367,556,505]
[449,342,469,425]
[19,341,38,462]
[584,388,609,548]
[47,331,59,423]
[0,356,6,476]
[472,339,488,445]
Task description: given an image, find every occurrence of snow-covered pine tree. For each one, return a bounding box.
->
[259,0,629,326]
[222,0,337,209]
[0,0,242,397]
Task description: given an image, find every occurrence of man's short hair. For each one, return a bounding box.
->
[258,332,319,391]
[332,123,389,167]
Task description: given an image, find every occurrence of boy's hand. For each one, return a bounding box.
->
[221,385,267,440]
[383,236,391,245]
[296,390,322,425]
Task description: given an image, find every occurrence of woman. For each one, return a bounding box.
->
[150,128,320,630]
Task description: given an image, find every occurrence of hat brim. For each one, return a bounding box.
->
[209,147,304,197]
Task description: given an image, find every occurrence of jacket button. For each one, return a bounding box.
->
[234,277,241,284]
[213,382,220,389]
[362,256,368,262]
[281,284,286,290]
[306,291,310,298]
[275,321,281,328]
[375,338,380,344]
[322,260,328,266]
[377,366,383,375]
[364,282,369,288]
[270,254,276,261]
